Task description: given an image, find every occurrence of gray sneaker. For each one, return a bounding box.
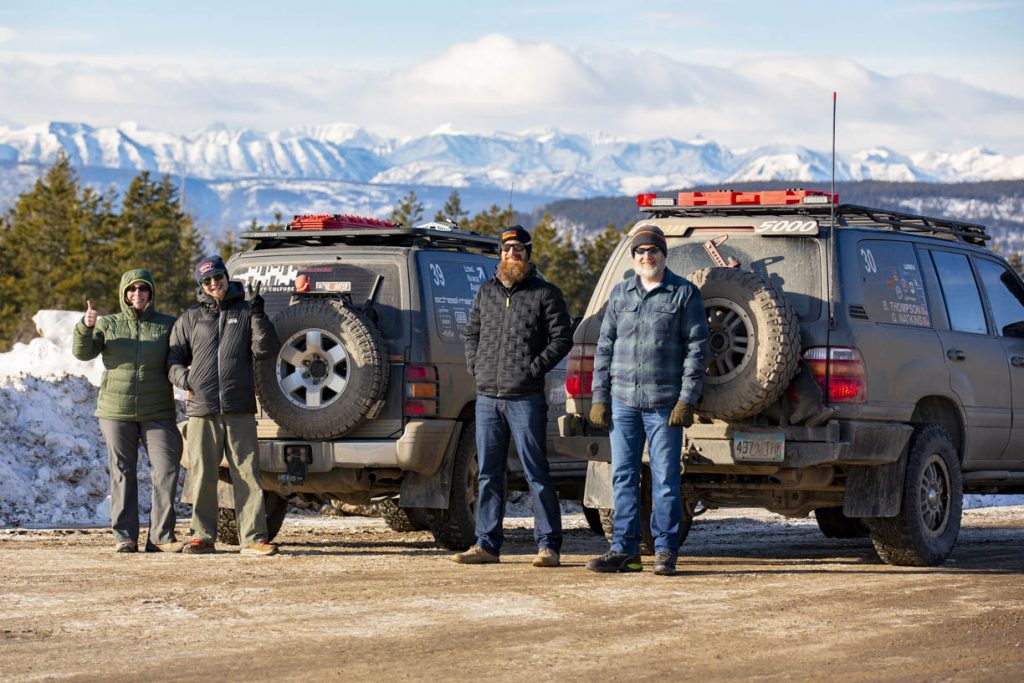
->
[452,545,500,564]
[652,551,677,576]
[532,547,560,568]
[114,541,137,553]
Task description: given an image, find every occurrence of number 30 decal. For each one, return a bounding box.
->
[860,248,877,273]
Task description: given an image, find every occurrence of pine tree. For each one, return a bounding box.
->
[389,191,424,226]
[463,204,514,237]
[435,190,469,226]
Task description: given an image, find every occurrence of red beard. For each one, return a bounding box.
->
[497,258,529,287]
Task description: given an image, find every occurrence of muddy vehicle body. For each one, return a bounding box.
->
[187,216,586,549]
[558,190,1024,565]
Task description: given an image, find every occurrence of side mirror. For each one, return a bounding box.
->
[1002,321,1024,338]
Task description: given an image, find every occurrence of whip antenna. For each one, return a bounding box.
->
[831,91,837,229]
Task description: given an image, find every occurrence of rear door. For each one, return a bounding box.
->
[927,249,1012,464]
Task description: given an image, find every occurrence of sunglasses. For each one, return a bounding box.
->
[634,246,661,256]
[501,243,527,253]
[126,284,151,293]
[201,273,227,286]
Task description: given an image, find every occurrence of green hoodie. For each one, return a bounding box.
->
[72,269,178,421]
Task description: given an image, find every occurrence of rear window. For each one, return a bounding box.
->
[605,233,822,321]
[857,240,931,328]
[418,253,494,343]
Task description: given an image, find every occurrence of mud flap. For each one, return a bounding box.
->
[843,451,907,518]
[583,460,615,510]
[398,422,463,509]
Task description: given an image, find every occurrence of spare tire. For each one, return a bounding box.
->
[256,298,389,439]
[687,267,800,420]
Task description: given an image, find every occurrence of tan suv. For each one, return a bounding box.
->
[557,189,1024,566]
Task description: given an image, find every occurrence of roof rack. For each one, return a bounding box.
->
[641,202,990,245]
[240,226,500,253]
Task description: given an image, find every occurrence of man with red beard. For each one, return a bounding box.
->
[454,226,573,567]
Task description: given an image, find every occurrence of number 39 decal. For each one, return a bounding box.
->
[755,220,819,235]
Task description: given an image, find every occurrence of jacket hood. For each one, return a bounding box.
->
[119,269,156,317]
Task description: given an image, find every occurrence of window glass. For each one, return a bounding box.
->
[931,251,987,334]
[975,258,1024,337]
[857,240,930,327]
[421,255,494,343]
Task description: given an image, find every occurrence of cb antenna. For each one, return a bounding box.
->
[507,181,515,221]
[831,91,837,229]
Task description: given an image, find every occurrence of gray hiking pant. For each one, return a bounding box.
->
[187,413,267,546]
[98,418,183,545]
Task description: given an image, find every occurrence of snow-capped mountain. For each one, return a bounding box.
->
[1,120,1022,237]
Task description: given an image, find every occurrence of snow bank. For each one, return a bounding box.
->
[0,310,103,385]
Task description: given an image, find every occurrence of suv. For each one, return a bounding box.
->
[193,214,585,549]
[557,189,1024,566]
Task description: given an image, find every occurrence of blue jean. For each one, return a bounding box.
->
[609,400,683,555]
[474,393,562,555]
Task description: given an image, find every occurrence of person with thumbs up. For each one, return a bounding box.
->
[73,269,182,554]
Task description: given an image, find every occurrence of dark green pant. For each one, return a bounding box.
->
[187,413,267,546]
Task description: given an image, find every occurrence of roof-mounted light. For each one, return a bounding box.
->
[289,214,397,230]
[674,189,838,207]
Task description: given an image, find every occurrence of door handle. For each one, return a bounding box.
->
[1012,356,1024,368]
[946,349,965,362]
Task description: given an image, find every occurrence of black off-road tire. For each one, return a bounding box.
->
[426,423,478,551]
[255,298,388,440]
[814,506,870,539]
[686,267,801,420]
[217,491,289,545]
[598,465,693,555]
[380,497,430,533]
[867,425,962,566]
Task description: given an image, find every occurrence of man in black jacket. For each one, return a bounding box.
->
[453,226,573,567]
[168,255,280,556]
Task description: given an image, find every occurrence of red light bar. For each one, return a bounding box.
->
[637,193,657,207]
[289,214,397,230]
[675,189,838,207]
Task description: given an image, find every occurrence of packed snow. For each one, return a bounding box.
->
[0,310,1020,529]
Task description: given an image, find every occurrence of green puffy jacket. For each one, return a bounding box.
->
[72,269,178,421]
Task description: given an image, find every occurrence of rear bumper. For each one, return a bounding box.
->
[257,419,456,476]
[556,415,912,468]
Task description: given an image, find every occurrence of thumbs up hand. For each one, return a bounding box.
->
[84,300,98,328]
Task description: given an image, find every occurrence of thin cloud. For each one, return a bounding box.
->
[0,26,15,43]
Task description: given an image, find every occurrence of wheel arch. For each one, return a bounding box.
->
[910,396,964,462]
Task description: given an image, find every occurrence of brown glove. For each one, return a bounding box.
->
[669,401,694,428]
[589,402,610,430]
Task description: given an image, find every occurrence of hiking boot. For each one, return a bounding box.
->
[114,541,137,553]
[585,550,642,573]
[240,540,279,556]
[181,538,216,555]
[652,551,678,576]
[532,547,560,568]
[145,540,184,553]
[451,545,499,564]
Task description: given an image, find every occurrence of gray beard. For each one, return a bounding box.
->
[636,262,666,280]
[497,259,529,287]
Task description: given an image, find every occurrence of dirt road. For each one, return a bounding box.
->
[2,507,1022,682]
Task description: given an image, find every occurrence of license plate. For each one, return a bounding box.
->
[733,432,785,462]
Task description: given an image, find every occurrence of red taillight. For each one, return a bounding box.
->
[803,347,867,404]
[405,364,438,416]
[566,345,595,398]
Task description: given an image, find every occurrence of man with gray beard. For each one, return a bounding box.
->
[454,226,573,567]
[587,225,708,576]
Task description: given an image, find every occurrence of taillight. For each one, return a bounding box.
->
[405,364,438,416]
[566,344,595,398]
[803,347,867,404]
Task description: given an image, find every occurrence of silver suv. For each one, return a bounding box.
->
[557,189,1024,566]
[190,215,585,549]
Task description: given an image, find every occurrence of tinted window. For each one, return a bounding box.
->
[421,255,493,343]
[931,251,987,334]
[975,258,1024,337]
[857,240,930,327]
[660,233,822,320]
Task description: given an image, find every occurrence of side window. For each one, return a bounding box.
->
[930,251,987,334]
[975,258,1024,337]
[857,240,931,327]
[421,256,493,343]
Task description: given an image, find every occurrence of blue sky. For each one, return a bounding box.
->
[1,1,1023,153]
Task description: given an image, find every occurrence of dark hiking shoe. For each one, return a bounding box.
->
[114,542,137,553]
[145,540,184,553]
[451,545,500,564]
[652,551,678,576]
[585,551,642,573]
[181,538,216,555]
